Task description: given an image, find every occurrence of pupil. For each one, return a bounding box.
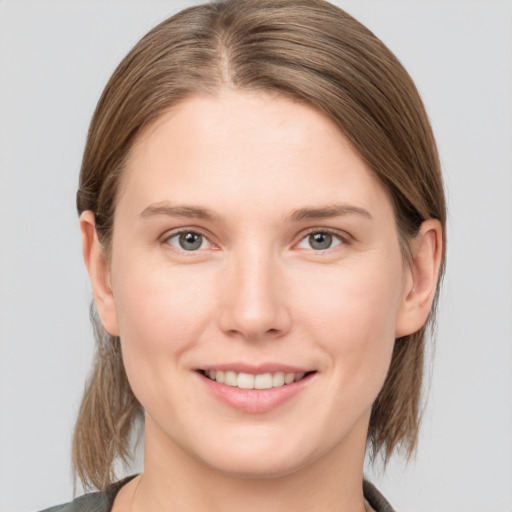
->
[179,232,202,250]
[309,232,332,250]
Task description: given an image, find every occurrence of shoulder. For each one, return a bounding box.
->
[37,490,108,512]
[37,476,137,512]
[364,480,396,512]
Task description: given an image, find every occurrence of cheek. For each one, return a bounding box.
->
[111,258,215,374]
[298,256,404,386]
[110,259,222,422]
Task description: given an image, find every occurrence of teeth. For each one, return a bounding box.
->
[204,370,308,389]
[272,372,285,387]
[237,372,254,389]
[225,371,237,386]
[284,373,295,384]
[254,373,272,389]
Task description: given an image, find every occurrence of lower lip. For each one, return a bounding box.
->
[197,372,315,414]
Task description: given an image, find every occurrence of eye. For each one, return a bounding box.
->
[297,231,343,251]
[166,231,209,251]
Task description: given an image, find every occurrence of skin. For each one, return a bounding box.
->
[81,90,442,512]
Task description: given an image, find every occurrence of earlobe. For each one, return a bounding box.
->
[395,219,443,338]
[80,211,120,336]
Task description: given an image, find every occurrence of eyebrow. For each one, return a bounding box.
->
[289,204,373,222]
[139,202,372,223]
[139,202,219,221]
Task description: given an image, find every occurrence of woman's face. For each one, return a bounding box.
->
[99,90,415,477]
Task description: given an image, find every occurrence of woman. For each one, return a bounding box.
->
[41,0,445,510]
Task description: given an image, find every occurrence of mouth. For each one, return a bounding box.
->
[196,367,317,413]
[198,369,315,390]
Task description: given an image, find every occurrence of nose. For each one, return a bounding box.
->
[218,245,292,341]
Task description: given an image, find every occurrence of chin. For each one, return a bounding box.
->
[199,447,312,480]
[182,423,334,480]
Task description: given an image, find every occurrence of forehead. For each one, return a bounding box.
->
[117,90,391,222]
[129,90,353,168]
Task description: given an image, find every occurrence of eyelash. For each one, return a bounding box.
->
[163,229,216,252]
[162,227,351,253]
[296,228,350,251]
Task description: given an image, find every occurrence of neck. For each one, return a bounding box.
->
[130,414,369,512]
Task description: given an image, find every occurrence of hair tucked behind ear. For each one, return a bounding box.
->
[74,0,446,490]
[72,305,141,490]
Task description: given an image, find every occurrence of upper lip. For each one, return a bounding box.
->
[198,363,313,374]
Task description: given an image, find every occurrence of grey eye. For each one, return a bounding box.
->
[179,232,203,250]
[308,232,333,250]
[168,231,206,251]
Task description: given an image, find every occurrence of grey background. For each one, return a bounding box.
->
[0,1,511,511]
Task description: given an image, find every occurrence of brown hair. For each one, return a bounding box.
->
[74,0,446,490]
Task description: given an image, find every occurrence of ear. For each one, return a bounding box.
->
[80,211,120,336]
[395,219,443,338]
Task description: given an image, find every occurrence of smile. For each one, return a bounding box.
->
[197,367,316,413]
[201,370,309,389]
